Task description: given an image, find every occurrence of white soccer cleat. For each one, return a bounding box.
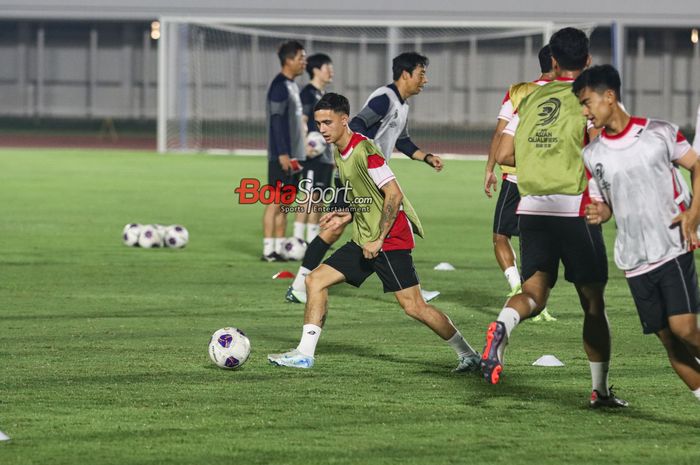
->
[454,353,481,373]
[285,287,307,304]
[421,289,441,302]
[267,349,314,369]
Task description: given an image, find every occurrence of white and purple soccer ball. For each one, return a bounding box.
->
[281,237,307,261]
[208,327,251,369]
[154,224,168,239]
[305,131,327,158]
[137,224,162,248]
[122,223,142,247]
[164,225,189,248]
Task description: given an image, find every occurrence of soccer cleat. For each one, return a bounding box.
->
[285,286,307,304]
[506,284,522,299]
[531,307,557,322]
[480,321,507,384]
[590,387,629,408]
[421,289,441,302]
[453,352,481,373]
[261,252,287,262]
[267,349,314,369]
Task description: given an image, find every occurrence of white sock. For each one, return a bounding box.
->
[589,361,610,396]
[296,324,322,357]
[504,266,521,291]
[497,307,521,338]
[446,330,477,358]
[692,387,700,402]
[306,223,320,242]
[292,266,311,292]
[496,307,521,362]
[263,237,274,256]
[294,222,306,240]
[274,238,284,255]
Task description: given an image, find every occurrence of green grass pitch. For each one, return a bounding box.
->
[0,148,698,465]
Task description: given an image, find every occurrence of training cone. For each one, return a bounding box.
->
[272,270,295,279]
[434,262,456,271]
[532,355,565,367]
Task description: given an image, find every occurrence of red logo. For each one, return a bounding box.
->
[234,179,298,205]
[234,178,368,213]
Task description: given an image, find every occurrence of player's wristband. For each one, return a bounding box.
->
[423,153,435,166]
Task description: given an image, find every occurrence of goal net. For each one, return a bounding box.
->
[158,19,598,156]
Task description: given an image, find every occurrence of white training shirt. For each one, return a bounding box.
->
[584,117,693,277]
[360,86,410,162]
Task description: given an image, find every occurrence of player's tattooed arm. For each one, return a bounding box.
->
[363,180,402,259]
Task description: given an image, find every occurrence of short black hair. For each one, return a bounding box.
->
[572,64,622,101]
[314,92,350,115]
[392,52,429,81]
[549,27,589,71]
[538,45,552,73]
[277,40,304,67]
[306,53,332,79]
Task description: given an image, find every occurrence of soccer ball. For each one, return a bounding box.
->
[154,224,168,239]
[208,327,251,369]
[305,131,327,158]
[138,224,162,248]
[281,237,307,261]
[122,223,142,246]
[164,225,189,248]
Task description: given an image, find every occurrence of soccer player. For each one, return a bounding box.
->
[286,52,442,304]
[268,93,480,371]
[481,28,628,408]
[484,45,556,322]
[575,64,700,403]
[262,40,306,262]
[293,53,335,244]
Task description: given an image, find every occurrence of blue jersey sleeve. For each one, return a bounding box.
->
[395,121,419,158]
[396,138,419,158]
[349,94,390,138]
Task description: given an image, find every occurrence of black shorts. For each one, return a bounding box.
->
[493,178,520,237]
[626,252,700,334]
[268,160,300,187]
[301,159,334,190]
[324,241,419,293]
[519,215,608,287]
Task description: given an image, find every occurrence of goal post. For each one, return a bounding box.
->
[157,17,597,156]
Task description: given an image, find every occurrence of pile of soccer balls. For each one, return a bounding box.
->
[208,327,251,369]
[122,223,189,249]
